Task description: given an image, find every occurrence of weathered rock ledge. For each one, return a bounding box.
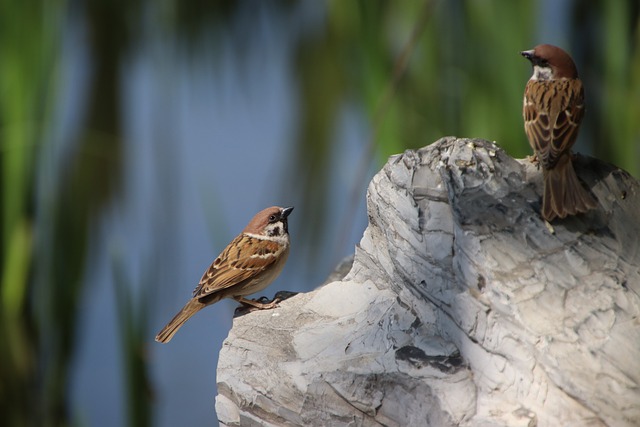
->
[216,137,640,427]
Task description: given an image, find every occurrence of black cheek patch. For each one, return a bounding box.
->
[269,227,280,236]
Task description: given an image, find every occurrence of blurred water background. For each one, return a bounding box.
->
[1,1,638,426]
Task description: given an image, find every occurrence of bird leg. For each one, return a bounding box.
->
[234,296,280,310]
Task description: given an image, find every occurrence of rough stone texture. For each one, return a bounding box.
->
[215,137,640,427]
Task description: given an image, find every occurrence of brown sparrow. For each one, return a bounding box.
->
[521,44,597,221]
[155,206,293,343]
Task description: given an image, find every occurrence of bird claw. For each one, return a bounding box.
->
[527,154,540,169]
[235,296,279,310]
[273,290,298,301]
[233,292,298,315]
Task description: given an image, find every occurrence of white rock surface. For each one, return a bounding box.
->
[216,137,640,427]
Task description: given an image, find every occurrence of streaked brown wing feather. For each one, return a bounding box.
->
[192,234,282,298]
[524,79,584,170]
[550,80,584,155]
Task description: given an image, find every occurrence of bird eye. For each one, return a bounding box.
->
[269,215,277,222]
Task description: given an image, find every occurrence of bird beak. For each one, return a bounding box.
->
[521,49,534,60]
[281,206,294,218]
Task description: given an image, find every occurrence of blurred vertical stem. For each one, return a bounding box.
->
[601,0,640,175]
[35,0,129,424]
[0,0,61,425]
[112,251,152,427]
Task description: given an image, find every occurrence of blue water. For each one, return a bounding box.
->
[62,3,370,426]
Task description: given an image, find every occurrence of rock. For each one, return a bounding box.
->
[215,137,640,427]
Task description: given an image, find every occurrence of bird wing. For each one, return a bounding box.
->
[192,234,284,298]
[524,79,584,169]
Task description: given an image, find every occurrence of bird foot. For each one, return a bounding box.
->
[526,154,540,168]
[233,291,298,315]
[234,296,280,310]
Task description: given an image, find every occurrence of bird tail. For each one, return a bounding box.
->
[155,299,206,343]
[542,154,597,221]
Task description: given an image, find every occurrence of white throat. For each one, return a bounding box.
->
[531,65,553,81]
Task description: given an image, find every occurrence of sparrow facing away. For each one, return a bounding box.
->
[155,206,293,343]
[521,44,597,221]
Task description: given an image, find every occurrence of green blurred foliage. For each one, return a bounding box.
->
[292,0,638,262]
[0,0,638,426]
[0,1,60,425]
[576,1,640,168]
[113,254,153,427]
